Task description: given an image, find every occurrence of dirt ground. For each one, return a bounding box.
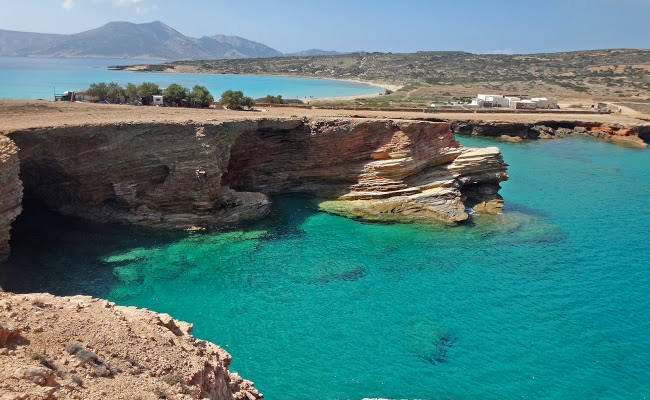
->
[1,100,648,133]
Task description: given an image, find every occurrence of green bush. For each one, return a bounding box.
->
[163,84,188,105]
[106,82,125,103]
[260,94,284,104]
[86,82,109,100]
[137,82,161,105]
[189,85,214,108]
[219,90,253,110]
[125,83,139,102]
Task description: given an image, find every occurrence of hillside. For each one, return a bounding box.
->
[0,21,282,60]
[123,49,650,106]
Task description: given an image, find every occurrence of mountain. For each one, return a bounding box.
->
[0,21,283,60]
[285,49,342,57]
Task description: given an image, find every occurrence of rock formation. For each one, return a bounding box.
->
[2,118,507,259]
[449,120,650,148]
[0,135,23,262]
[0,291,262,400]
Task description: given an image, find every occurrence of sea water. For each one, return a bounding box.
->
[0,56,381,100]
[1,136,649,399]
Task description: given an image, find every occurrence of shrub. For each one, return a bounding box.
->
[137,82,161,105]
[31,352,56,370]
[125,83,139,102]
[259,94,284,104]
[219,90,253,110]
[86,82,109,100]
[71,375,83,386]
[163,84,188,105]
[106,82,125,103]
[189,85,214,108]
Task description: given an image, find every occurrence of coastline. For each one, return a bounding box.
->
[121,63,402,100]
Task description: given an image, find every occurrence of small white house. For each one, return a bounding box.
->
[530,97,558,109]
[476,94,509,108]
[152,95,164,106]
[505,96,521,108]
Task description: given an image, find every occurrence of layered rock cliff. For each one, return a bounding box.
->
[449,120,650,148]
[0,291,262,400]
[3,118,507,253]
[0,135,23,262]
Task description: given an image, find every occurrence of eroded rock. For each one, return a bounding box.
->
[0,291,262,400]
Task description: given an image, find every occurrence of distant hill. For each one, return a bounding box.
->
[0,21,283,60]
[125,49,650,104]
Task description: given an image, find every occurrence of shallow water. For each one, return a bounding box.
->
[0,56,380,100]
[2,136,649,399]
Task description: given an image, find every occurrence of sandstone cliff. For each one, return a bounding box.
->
[6,118,507,232]
[0,291,262,400]
[0,135,23,262]
[449,120,650,148]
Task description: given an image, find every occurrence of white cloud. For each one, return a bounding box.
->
[61,0,74,10]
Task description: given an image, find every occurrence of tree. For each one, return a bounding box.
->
[261,94,284,104]
[86,82,109,101]
[137,82,161,105]
[125,83,139,102]
[219,90,254,110]
[163,84,188,106]
[189,85,214,108]
[106,82,125,103]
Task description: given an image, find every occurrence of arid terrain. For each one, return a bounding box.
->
[1,100,648,132]
[120,49,650,108]
[0,291,262,400]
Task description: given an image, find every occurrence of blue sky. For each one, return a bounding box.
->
[1,0,648,54]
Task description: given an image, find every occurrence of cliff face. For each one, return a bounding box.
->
[0,135,23,262]
[450,120,650,148]
[7,118,507,230]
[8,122,273,229]
[0,291,262,400]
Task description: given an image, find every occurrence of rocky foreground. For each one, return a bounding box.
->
[0,291,262,400]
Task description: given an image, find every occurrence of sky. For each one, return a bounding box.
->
[0,0,649,54]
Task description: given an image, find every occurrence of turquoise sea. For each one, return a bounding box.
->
[0,56,381,100]
[1,136,649,400]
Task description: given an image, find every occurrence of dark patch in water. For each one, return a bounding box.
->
[503,202,548,218]
[418,334,457,365]
[316,266,367,283]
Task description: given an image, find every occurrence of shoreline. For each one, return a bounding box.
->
[121,63,402,100]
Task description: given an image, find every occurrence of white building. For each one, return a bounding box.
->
[152,95,164,106]
[476,94,510,108]
[530,97,558,109]
[505,96,521,108]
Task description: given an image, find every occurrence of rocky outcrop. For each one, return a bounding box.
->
[8,122,273,229]
[217,119,508,224]
[0,291,262,400]
[449,120,650,148]
[0,135,23,262]
[7,118,507,231]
